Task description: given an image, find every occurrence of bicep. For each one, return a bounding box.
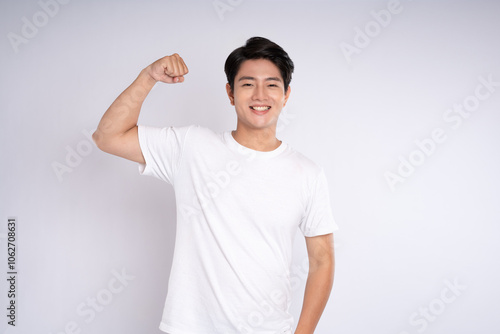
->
[305,233,335,269]
[93,125,145,164]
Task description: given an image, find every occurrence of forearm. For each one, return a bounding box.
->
[93,66,156,144]
[295,262,334,334]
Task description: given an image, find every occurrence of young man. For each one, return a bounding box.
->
[93,37,338,334]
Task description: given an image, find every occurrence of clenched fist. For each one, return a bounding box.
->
[147,53,189,84]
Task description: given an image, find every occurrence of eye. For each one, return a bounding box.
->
[242,83,252,87]
[268,84,278,87]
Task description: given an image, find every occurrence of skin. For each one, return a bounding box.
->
[296,233,335,334]
[93,53,335,334]
[225,58,290,152]
[92,53,188,163]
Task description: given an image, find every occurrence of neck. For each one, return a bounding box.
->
[231,126,281,152]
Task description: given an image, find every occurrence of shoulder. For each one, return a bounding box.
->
[140,124,215,140]
[186,124,217,136]
[181,125,222,143]
[137,124,218,149]
[284,145,324,179]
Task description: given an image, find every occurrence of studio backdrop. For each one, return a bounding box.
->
[1,0,499,333]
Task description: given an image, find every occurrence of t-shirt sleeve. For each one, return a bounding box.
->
[299,167,339,237]
[137,124,193,185]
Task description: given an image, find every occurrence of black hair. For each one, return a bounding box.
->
[224,36,294,93]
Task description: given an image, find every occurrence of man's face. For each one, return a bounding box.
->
[226,59,291,132]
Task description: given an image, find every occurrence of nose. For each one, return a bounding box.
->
[252,83,266,101]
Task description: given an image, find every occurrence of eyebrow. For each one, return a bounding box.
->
[237,76,282,82]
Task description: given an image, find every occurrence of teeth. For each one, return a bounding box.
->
[252,106,270,111]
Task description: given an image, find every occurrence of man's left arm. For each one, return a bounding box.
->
[295,233,335,334]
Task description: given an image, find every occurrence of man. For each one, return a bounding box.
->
[93,37,338,334]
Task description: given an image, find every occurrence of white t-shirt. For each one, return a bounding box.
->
[137,124,338,334]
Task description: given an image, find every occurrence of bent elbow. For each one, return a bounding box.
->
[92,130,108,152]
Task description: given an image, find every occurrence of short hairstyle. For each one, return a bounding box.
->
[224,36,294,93]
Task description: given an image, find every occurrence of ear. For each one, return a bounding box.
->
[226,83,235,106]
[283,85,291,107]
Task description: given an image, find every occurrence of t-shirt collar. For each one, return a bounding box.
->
[223,131,288,159]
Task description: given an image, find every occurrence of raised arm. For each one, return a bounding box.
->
[92,53,189,163]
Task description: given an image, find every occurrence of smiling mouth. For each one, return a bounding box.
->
[250,106,271,111]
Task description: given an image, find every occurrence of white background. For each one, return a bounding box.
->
[1,0,499,333]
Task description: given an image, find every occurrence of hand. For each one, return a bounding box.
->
[146,53,189,84]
